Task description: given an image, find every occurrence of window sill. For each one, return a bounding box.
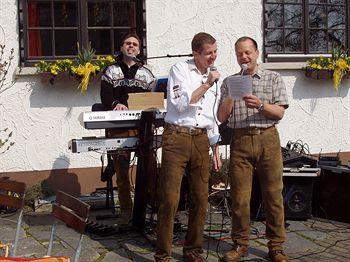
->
[260,62,307,70]
[15,67,38,76]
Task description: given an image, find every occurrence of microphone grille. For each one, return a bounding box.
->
[241,64,248,71]
[210,66,217,71]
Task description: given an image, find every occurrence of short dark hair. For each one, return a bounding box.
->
[121,33,141,47]
[191,32,216,53]
[235,36,258,50]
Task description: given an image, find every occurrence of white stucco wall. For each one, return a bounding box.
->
[0,0,349,172]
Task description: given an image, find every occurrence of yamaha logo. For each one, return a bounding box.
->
[89,115,105,120]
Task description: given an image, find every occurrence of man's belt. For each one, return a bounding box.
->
[165,123,207,136]
[234,125,275,135]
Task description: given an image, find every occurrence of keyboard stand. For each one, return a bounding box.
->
[132,110,158,231]
[94,132,119,220]
[95,180,118,220]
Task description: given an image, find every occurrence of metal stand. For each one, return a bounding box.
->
[132,110,157,231]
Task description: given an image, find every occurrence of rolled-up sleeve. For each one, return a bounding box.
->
[208,88,221,146]
[207,123,221,145]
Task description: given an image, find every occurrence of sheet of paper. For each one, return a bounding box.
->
[226,75,252,100]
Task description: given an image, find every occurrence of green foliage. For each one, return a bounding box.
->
[24,180,55,211]
[305,44,350,89]
[77,42,95,65]
[331,44,348,61]
[24,184,43,211]
[36,60,51,73]
[35,42,115,92]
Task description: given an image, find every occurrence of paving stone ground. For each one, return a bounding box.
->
[1,206,350,261]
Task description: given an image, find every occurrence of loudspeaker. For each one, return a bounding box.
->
[251,176,314,220]
[313,168,350,223]
[283,177,314,219]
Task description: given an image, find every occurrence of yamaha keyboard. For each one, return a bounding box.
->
[83,109,167,129]
[69,135,162,153]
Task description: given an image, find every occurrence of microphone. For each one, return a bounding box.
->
[210,66,219,83]
[129,54,142,63]
[123,53,144,63]
[240,63,248,76]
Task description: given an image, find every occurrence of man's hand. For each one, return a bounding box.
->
[242,94,261,109]
[113,103,128,110]
[243,94,285,120]
[211,144,222,172]
[190,69,220,104]
[206,70,220,87]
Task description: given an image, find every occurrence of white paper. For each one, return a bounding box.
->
[226,75,252,100]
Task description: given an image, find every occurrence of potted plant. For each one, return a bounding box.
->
[36,43,115,93]
[304,45,350,89]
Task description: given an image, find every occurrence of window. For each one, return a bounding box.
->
[19,0,145,66]
[263,0,349,62]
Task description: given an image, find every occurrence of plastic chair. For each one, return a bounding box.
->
[0,178,26,257]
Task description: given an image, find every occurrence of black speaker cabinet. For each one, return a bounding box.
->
[251,169,318,220]
[313,166,350,223]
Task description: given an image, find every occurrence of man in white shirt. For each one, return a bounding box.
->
[154,32,222,262]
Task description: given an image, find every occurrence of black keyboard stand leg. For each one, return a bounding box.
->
[96,176,119,220]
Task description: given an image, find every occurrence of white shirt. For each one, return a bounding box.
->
[165,59,220,145]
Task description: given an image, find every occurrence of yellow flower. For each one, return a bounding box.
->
[50,64,59,75]
[106,55,115,63]
[337,58,348,70]
[327,64,335,70]
[64,59,73,65]
[36,46,116,93]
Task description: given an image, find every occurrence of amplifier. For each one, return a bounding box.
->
[251,168,319,220]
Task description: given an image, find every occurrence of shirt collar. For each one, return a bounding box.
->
[188,59,209,76]
[236,65,263,78]
[252,65,263,79]
[116,56,141,69]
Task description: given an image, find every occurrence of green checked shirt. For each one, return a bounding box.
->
[220,66,289,129]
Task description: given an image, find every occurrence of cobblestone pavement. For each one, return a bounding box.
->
[1,208,350,261]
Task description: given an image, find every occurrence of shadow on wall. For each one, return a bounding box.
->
[45,155,81,196]
[16,74,101,108]
[285,70,350,100]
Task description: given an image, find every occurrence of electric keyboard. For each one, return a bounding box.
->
[83,109,167,129]
[69,135,162,153]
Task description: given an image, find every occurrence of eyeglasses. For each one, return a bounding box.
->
[124,41,139,47]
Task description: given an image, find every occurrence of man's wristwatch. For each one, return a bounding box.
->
[257,103,264,112]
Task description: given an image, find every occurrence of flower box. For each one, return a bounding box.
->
[304,45,350,89]
[305,67,333,79]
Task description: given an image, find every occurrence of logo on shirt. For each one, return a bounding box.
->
[172,85,181,99]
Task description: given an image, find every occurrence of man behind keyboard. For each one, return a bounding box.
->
[100,33,156,225]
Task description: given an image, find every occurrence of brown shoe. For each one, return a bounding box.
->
[183,249,206,262]
[268,250,288,262]
[223,244,249,262]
